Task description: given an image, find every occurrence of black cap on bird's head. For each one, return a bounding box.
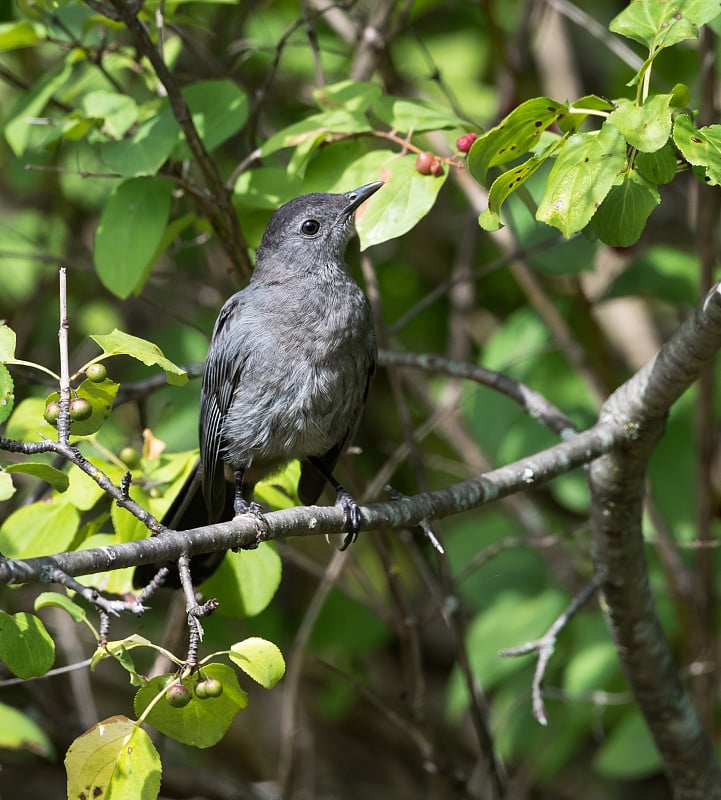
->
[252,182,384,279]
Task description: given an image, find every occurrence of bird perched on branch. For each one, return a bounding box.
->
[135,181,382,587]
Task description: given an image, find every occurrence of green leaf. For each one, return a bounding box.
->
[0,611,55,679]
[355,153,446,249]
[65,716,161,800]
[479,137,564,231]
[200,542,282,617]
[313,80,383,113]
[609,0,721,50]
[0,500,80,559]
[90,329,188,385]
[593,711,662,778]
[4,60,73,156]
[607,93,675,153]
[134,664,248,748]
[233,167,303,209]
[0,701,54,757]
[673,114,721,185]
[371,95,466,132]
[0,472,14,501]
[0,324,16,360]
[172,79,248,159]
[229,637,286,689]
[35,591,88,624]
[536,122,626,237]
[94,178,174,298]
[100,109,179,177]
[604,245,698,305]
[44,377,120,436]
[260,109,371,157]
[82,91,138,140]
[635,142,678,184]
[5,462,69,491]
[4,397,51,441]
[467,97,566,183]
[0,20,41,51]
[591,169,660,246]
[0,363,14,424]
[559,94,615,133]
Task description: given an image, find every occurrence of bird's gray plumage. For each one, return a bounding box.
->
[199,184,380,524]
[134,182,381,588]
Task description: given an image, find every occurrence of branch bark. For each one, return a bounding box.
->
[589,282,721,799]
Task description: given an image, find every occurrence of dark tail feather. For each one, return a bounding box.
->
[133,461,234,589]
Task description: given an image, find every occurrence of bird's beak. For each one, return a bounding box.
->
[343,181,384,215]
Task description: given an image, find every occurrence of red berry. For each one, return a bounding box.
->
[429,159,444,177]
[456,132,477,153]
[415,151,435,175]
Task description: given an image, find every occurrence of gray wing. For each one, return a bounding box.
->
[297,358,376,505]
[199,293,247,521]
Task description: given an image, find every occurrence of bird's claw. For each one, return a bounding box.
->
[233,499,268,549]
[336,488,361,550]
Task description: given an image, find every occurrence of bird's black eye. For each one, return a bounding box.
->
[300,219,321,237]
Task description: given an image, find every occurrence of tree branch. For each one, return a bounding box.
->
[589,282,721,799]
[0,418,621,586]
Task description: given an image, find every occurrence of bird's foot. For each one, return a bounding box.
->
[335,488,361,551]
[233,499,268,549]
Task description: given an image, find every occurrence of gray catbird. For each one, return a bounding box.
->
[135,181,382,587]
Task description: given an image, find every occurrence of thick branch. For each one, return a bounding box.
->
[0,419,621,586]
[588,283,721,799]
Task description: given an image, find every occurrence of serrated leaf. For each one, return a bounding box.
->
[467,97,566,183]
[0,701,54,758]
[134,664,247,748]
[673,115,721,185]
[591,169,660,246]
[355,153,446,249]
[200,542,282,617]
[65,716,161,800]
[0,611,55,678]
[536,122,626,237]
[635,142,678,184]
[5,462,69,491]
[0,324,16,360]
[35,591,88,623]
[0,363,14,424]
[229,637,286,689]
[94,178,174,299]
[607,94,674,152]
[479,137,564,231]
[90,329,187,385]
[609,0,721,50]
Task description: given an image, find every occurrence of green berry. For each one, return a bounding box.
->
[43,401,61,425]
[119,446,141,469]
[69,397,92,421]
[86,363,107,382]
[203,678,223,698]
[165,683,191,708]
